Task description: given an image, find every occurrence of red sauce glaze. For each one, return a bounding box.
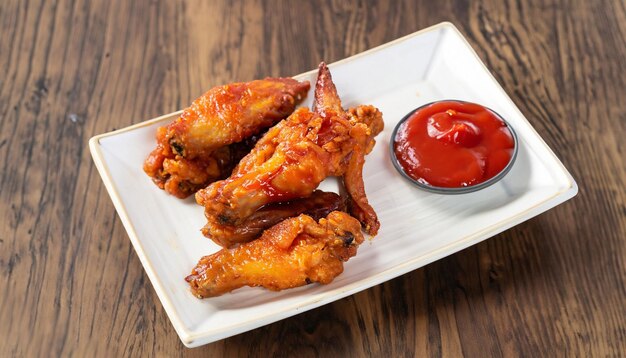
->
[393,100,515,188]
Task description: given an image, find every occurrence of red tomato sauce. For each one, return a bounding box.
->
[393,100,515,188]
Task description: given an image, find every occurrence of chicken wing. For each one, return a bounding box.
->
[208,190,346,248]
[185,211,364,298]
[144,78,310,198]
[196,63,383,238]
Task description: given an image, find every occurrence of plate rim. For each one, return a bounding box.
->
[89,21,578,347]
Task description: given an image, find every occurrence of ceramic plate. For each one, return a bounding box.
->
[89,22,577,347]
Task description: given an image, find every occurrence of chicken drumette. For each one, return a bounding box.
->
[144,78,310,198]
[196,63,383,246]
[185,211,364,298]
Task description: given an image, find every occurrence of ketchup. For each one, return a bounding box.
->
[393,100,515,188]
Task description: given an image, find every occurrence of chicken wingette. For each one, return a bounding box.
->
[144,78,310,198]
[208,190,346,248]
[185,211,364,298]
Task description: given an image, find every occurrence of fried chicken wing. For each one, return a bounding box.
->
[144,78,310,198]
[185,211,364,298]
[196,63,383,238]
[209,190,346,248]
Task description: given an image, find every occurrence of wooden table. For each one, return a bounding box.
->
[1,0,624,356]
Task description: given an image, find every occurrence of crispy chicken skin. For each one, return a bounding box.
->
[143,78,310,198]
[185,211,364,298]
[196,63,383,238]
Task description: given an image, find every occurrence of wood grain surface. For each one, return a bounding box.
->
[1,0,624,356]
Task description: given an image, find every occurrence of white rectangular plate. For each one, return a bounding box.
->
[89,22,577,347]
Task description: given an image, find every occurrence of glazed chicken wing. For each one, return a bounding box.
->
[196,63,383,240]
[185,211,364,298]
[209,190,346,248]
[144,78,310,198]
